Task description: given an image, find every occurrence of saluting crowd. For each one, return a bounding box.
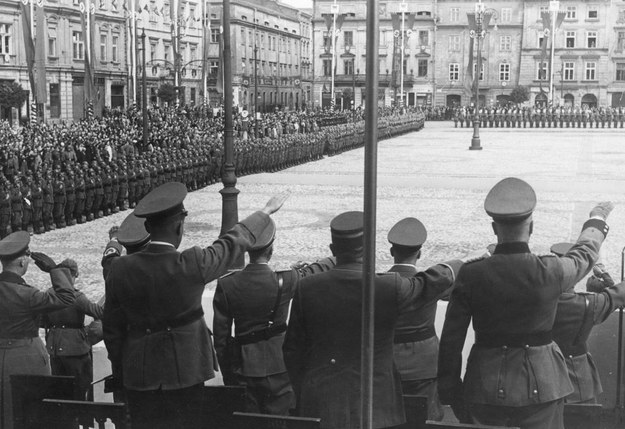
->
[1,105,623,429]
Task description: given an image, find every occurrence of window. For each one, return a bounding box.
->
[72,31,84,60]
[585,61,596,80]
[50,83,61,118]
[100,34,107,61]
[112,35,119,62]
[248,30,252,47]
[538,31,545,48]
[344,59,353,75]
[450,8,459,22]
[449,63,459,81]
[240,29,245,46]
[344,31,353,46]
[209,60,219,76]
[47,28,57,56]
[190,45,196,61]
[164,43,171,62]
[0,24,10,55]
[418,30,428,46]
[149,1,156,22]
[402,58,407,74]
[501,8,512,23]
[473,62,484,80]
[564,62,575,80]
[587,31,597,48]
[210,28,220,43]
[417,58,428,77]
[617,63,625,81]
[618,31,625,51]
[566,6,577,19]
[449,35,460,52]
[499,35,511,51]
[539,5,548,18]
[150,42,156,61]
[323,59,332,76]
[536,61,548,80]
[587,5,598,19]
[499,63,510,81]
[565,31,576,48]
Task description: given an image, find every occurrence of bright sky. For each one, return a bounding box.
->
[280,0,313,9]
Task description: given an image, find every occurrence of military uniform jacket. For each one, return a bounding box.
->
[103,211,272,391]
[390,264,451,381]
[43,289,104,357]
[553,282,625,403]
[438,224,605,408]
[284,260,461,429]
[213,259,335,378]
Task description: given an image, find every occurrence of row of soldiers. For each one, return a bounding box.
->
[453,106,625,129]
[0,110,425,238]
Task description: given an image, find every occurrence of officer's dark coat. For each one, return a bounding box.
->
[284,260,460,429]
[439,224,605,411]
[553,282,625,403]
[103,211,271,391]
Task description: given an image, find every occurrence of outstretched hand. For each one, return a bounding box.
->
[108,226,120,240]
[261,192,290,215]
[589,201,614,220]
[30,252,57,273]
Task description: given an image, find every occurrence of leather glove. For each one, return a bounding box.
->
[30,252,57,273]
[589,201,614,220]
[108,226,120,240]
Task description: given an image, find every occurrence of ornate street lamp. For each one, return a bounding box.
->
[468,0,495,150]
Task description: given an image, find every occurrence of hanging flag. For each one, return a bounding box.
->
[80,5,96,109]
[464,13,476,97]
[19,2,37,107]
[323,14,333,31]
[216,25,224,94]
[35,0,47,103]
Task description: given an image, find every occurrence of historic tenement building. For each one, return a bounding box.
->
[0,0,128,122]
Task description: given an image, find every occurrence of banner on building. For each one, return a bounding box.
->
[19,2,37,107]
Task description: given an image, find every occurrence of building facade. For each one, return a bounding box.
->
[208,0,312,113]
[0,0,128,123]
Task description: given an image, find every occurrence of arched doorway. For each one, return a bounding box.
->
[446,94,461,107]
[563,93,574,107]
[535,92,548,107]
[581,93,597,109]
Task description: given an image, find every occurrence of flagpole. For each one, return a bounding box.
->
[400,2,406,108]
[174,0,180,107]
[202,0,208,105]
[132,0,137,106]
[330,0,337,110]
[30,0,36,119]
[549,1,559,105]
[87,1,92,110]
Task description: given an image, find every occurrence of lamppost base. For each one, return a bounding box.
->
[469,138,483,150]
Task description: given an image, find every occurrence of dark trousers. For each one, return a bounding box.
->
[401,378,444,421]
[470,398,564,429]
[237,371,295,415]
[50,354,93,400]
[126,384,204,429]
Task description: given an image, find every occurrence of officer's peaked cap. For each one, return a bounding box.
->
[134,182,187,220]
[249,218,276,251]
[331,211,364,250]
[388,217,427,249]
[0,231,30,259]
[484,177,536,223]
[118,213,150,249]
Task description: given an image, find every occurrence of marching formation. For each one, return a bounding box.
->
[452,105,625,129]
[0,107,423,238]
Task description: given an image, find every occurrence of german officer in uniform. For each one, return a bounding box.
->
[42,258,104,400]
[284,211,463,429]
[550,243,625,404]
[387,218,448,421]
[213,219,334,415]
[438,177,613,429]
[0,232,76,429]
[103,182,288,429]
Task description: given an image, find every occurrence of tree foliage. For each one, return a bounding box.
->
[157,83,176,104]
[509,86,530,105]
[0,82,28,109]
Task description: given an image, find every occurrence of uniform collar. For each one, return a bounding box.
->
[493,242,531,255]
[0,271,26,285]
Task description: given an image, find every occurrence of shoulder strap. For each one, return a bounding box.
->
[268,273,284,326]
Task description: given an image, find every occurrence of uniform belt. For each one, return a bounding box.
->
[236,323,287,346]
[394,326,436,344]
[49,323,84,329]
[128,308,204,335]
[561,344,588,358]
[475,331,552,348]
